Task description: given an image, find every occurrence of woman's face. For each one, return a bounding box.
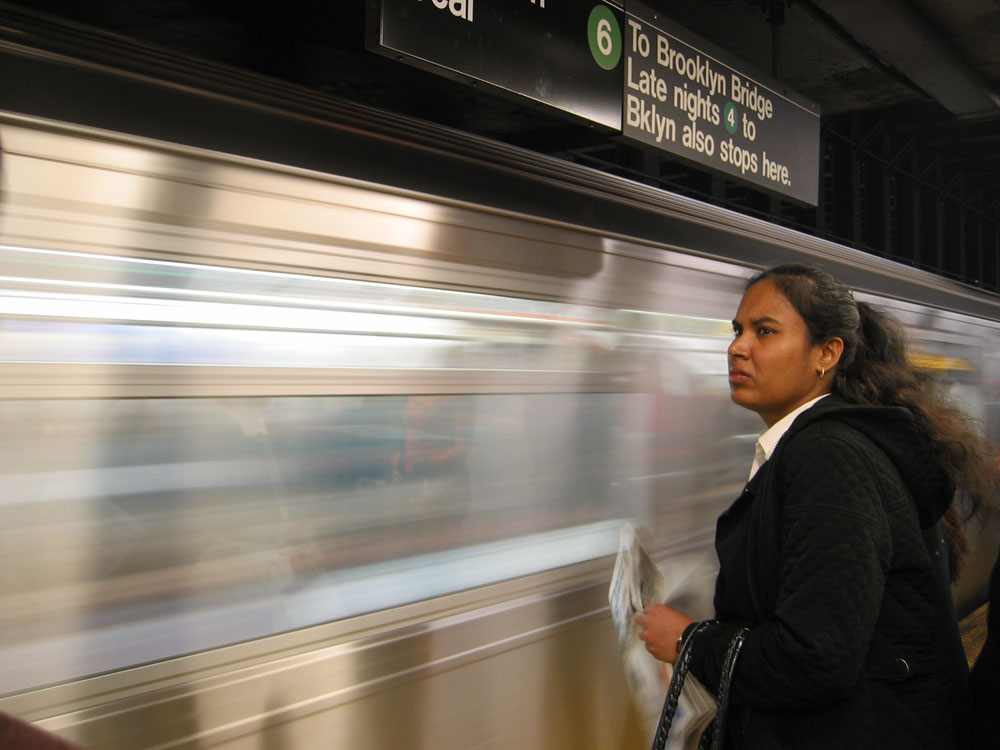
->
[728,279,831,426]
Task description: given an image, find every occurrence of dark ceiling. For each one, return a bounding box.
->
[10,1,999,141]
[5,0,1000,285]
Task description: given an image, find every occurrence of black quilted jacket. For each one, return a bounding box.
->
[970,542,999,747]
[686,396,973,750]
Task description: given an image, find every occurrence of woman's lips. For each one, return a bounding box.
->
[729,370,750,384]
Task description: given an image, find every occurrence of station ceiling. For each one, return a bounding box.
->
[7,0,1000,238]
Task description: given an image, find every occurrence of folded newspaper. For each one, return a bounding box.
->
[609,523,716,750]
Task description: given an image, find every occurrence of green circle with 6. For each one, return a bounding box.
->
[588,6,621,71]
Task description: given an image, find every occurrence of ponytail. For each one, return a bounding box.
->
[835,301,925,407]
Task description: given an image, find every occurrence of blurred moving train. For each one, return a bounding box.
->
[0,10,998,749]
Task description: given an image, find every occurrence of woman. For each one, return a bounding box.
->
[636,263,996,749]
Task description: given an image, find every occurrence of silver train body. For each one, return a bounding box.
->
[0,21,998,749]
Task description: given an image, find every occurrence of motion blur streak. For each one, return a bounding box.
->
[0,243,744,693]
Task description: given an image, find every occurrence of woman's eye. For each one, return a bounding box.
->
[758,327,774,335]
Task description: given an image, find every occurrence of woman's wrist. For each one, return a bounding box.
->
[676,621,700,658]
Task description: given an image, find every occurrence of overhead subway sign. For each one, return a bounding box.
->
[622,2,819,204]
[370,1,819,205]
[369,0,624,130]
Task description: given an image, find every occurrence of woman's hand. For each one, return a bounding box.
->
[635,604,695,664]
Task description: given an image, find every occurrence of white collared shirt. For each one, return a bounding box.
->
[748,395,829,481]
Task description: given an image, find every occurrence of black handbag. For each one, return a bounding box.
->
[650,622,750,750]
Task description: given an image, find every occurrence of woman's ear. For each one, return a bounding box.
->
[818,337,845,371]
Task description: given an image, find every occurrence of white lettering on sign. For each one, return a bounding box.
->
[762,152,791,185]
[673,82,720,126]
[626,94,676,144]
[627,18,650,58]
[720,138,758,175]
[626,57,668,102]
[417,0,474,23]
[682,120,715,155]
[731,75,774,121]
[620,13,815,203]
[656,34,726,97]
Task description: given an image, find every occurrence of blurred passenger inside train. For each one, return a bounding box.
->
[392,395,474,513]
[635,263,998,749]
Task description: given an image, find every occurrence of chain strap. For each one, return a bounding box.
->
[697,627,749,750]
[650,621,715,750]
[650,623,750,750]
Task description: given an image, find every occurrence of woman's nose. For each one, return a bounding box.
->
[728,334,747,358]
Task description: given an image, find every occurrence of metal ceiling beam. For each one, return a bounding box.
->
[808,0,1000,117]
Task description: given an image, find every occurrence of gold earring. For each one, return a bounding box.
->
[819,367,826,378]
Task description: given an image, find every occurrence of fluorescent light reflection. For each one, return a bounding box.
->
[0,244,613,369]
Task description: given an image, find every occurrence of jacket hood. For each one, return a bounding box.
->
[786,395,954,528]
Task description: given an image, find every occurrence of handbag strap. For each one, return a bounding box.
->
[650,620,716,750]
[650,623,750,750]
[698,627,750,750]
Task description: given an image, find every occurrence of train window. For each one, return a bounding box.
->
[0,244,765,693]
[0,385,744,693]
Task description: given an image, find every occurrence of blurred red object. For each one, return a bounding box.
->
[0,713,81,749]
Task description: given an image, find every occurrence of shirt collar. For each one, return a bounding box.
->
[748,394,829,480]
